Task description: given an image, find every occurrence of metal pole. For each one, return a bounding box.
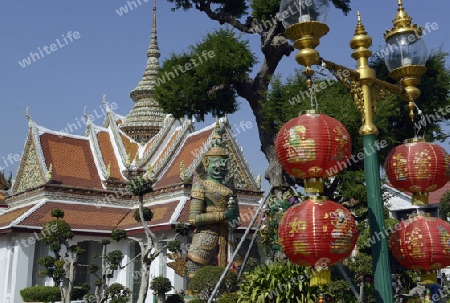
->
[363,134,393,303]
[207,192,270,303]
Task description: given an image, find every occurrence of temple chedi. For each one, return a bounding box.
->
[0,1,263,302]
[119,3,166,144]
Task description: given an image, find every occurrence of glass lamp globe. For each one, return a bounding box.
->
[280,0,330,28]
[384,32,428,72]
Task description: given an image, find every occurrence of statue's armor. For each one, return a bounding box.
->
[186,178,233,276]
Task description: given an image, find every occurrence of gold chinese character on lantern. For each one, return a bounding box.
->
[289,217,306,234]
[293,241,310,255]
[392,153,408,181]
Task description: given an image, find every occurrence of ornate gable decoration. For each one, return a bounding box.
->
[189,121,258,191]
[12,133,47,194]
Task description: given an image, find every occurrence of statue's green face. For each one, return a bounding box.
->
[207,157,228,181]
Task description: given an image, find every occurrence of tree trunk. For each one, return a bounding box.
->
[157,292,166,303]
[136,259,150,303]
[66,258,75,303]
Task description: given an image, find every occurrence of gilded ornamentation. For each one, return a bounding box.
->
[330,209,354,254]
[46,164,53,181]
[14,140,45,193]
[289,218,306,234]
[180,161,185,182]
[392,153,408,180]
[413,149,431,179]
[293,241,310,255]
[351,80,365,120]
[105,163,111,180]
[292,168,307,178]
[284,125,316,163]
[0,171,12,191]
[405,226,425,258]
[167,252,186,277]
[333,126,350,161]
[437,225,450,255]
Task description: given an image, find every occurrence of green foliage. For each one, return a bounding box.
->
[105,250,124,271]
[37,256,65,282]
[188,299,205,303]
[258,188,299,254]
[155,29,256,121]
[73,284,91,300]
[438,191,450,220]
[238,261,314,303]
[150,276,173,294]
[127,177,153,196]
[250,0,280,22]
[346,253,373,278]
[167,240,182,252]
[41,219,74,248]
[111,229,127,242]
[134,207,154,222]
[20,286,61,302]
[322,279,357,303]
[168,0,351,23]
[103,283,131,303]
[175,222,190,236]
[167,0,248,18]
[188,266,238,301]
[242,256,259,274]
[89,263,99,274]
[38,215,83,285]
[218,292,240,303]
[167,293,185,303]
[50,208,65,219]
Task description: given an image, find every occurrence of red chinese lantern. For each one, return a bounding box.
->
[278,196,358,286]
[390,213,450,284]
[385,138,450,205]
[275,110,351,193]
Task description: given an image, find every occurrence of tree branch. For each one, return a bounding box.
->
[195,0,255,33]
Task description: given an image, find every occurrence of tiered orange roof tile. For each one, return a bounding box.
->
[97,131,125,181]
[155,129,212,189]
[40,134,103,189]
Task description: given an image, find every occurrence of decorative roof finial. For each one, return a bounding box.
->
[46,164,53,182]
[25,106,32,121]
[120,0,165,144]
[180,161,185,181]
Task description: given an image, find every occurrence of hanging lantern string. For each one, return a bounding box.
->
[412,98,427,138]
[303,67,318,111]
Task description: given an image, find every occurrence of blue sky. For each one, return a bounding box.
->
[0,1,449,191]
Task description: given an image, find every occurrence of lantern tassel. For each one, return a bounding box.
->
[420,271,437,285]
[310,268,331,286]
[305,178,324,194]
[412,192,428,205]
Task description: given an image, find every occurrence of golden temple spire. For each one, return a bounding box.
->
[120,0,166,144]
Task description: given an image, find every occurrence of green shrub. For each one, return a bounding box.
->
[188,266,238,301]
[218,292,240,303]
[188,299,206,303]
[20,286,61,302]
[20,285,90,302]
[72,283,90,300]
[238,262,315,303]
[167,293,184,303]
[150,276,173,294]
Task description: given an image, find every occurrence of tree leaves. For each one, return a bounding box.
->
[155,28,256,121]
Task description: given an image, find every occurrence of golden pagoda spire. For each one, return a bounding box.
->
[120,0,166,144]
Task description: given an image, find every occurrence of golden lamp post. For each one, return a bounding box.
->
[279,0,428,302]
